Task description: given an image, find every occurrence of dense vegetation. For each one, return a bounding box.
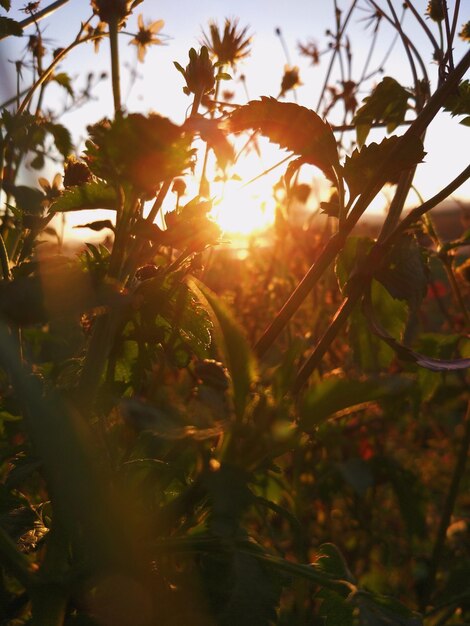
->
[0,1,470,624]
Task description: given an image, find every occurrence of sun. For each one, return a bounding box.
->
[210,178,276,236]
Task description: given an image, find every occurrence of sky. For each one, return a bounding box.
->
[1,0,469,237]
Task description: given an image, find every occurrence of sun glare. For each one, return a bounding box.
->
[210,179,276,236]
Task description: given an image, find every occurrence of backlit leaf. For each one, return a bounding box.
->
[49,181,117,212]
[352,77,414,146]
[229,97,340,182]
[343,136,426,200]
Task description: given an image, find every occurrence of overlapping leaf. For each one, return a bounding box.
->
[343,136,426,200]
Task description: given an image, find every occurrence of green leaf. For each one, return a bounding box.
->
[52,72,74,98]
[44,121,73,158]
[49,181,117,212]
[0,324,133,570]
[444,80,470,125]
[189,278,258,419]
[376,235,427,312]
[0,0,11,10]
[300,375,412,431]
[352,77,413,146]
[343,137,426,200]
[363,291,470,371]
[229,97,340,183]
[0,15,22,37]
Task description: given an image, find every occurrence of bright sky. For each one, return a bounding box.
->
[1,0,469,237]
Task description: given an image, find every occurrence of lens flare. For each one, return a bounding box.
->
[210,179,276,235]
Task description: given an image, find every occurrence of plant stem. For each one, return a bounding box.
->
[109,18,122,115]
[423,400,470,609]
[293,287,361,393]
[254,48,470,357]
[0,233,11,281]
[17,20,97,115]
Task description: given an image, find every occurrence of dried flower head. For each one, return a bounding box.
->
[280,65,302,97]
[27,34,45,61]
[130,15,164,62]
[90,0,142,25]
[63,156,92,188]
[460,21,470,42]
[84,21,107,53]
[426,0,445,22]
[201,18,251,67]
[298,39,320,65]
[21,2,40,14]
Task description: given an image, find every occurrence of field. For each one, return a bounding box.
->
[0,1,470,625]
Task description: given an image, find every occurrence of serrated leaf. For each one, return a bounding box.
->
[189,278,258,419]
[444,80,470,125]
[376,235,427,311]
[352,77,413,146]
[49,181,117,212]
[229,97,340,182]
[52,72,74,98]
[343,136,426,200]
[0,15,22,37]
[300,375,412,430]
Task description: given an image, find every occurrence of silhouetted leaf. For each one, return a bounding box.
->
[8,185,44,215]
[74,219,114,232]
[343,136,426,200]
[352,77,414,145]
[444,80,470,126]
[52,72,74,98]
[50,181,117,212]
[44,121,73,158]
[189,278,258,419]
[0,0,11,10]
[229,97,340,182]
[0,15,22,37]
